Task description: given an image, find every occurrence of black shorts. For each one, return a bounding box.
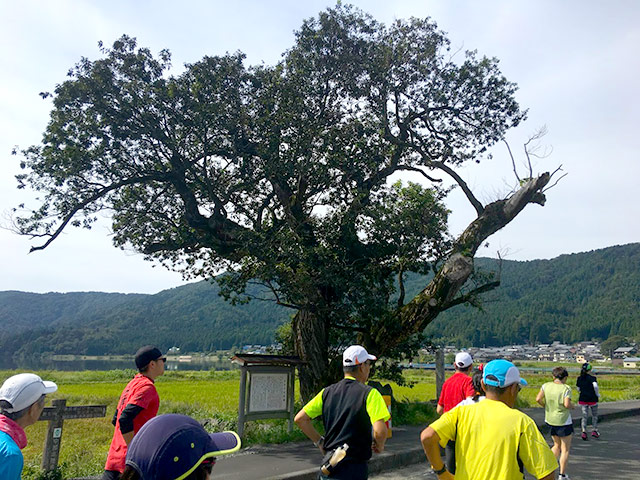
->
[548,423,574,437]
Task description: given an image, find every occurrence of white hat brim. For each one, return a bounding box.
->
[42,381,58,394]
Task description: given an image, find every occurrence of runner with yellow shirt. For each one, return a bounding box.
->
[421,359,557,480]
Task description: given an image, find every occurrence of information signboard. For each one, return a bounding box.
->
[249,372,288,412]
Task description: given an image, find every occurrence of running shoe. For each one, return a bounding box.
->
[559,474,570,480]
[592,430,600,438]
[581,432,588,441]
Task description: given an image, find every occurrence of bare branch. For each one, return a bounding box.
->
[401,165,443,183]
[431,159,484,216]
[542,165,568,192]
[503,140,520,183]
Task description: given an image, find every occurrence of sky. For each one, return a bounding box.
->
[1,0,638,294]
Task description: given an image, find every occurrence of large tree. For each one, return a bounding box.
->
[13,6,556,399]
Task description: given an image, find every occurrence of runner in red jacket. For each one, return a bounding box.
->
[436,351,474,474]
[102,346,165,480]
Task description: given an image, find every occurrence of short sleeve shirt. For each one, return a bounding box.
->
[430,399,558,480]
[0,431,23,480]
[437,372,475,412]
[303,377,391,424]
[541,382,572,426]
[105,373,160,472]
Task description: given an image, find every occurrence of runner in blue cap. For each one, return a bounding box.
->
[421,359,558,480]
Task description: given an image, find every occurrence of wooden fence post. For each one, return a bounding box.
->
[39,401,107,473]
[435,348,445,401]
[42,398,66,471]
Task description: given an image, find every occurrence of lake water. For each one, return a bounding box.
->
[0,357,238,372]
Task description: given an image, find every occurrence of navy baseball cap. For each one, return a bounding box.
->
[125,414,241,480]
[135,345,163,370]
[483,359,528,388]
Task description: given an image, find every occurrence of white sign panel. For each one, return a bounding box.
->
[249,373,288,412]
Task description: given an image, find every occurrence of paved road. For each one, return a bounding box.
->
[370,416,640,479]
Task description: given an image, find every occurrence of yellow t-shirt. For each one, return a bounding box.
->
[430,399,557,480]
[303,377,391,424]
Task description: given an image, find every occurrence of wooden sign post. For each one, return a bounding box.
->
[39,399,107,472]
[231,354,305,438]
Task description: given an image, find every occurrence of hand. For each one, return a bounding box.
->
[372,440,383,453]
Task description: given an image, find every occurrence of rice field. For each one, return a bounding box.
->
[2,367,638,479]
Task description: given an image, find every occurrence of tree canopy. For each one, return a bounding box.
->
[13,5,555,397]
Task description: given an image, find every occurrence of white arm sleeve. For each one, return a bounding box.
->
[593,381,600,398]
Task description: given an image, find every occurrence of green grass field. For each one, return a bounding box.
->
[2,368,638,479]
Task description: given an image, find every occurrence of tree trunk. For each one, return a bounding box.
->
[293,309,330,402]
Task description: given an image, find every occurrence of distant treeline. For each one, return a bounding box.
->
[1,243,638,362]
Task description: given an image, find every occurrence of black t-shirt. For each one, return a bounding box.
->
[576,373,598,403]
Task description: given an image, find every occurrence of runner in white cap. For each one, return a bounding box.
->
[294,345,390,479]
[0,373,58,480]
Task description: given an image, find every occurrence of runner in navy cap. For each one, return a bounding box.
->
[121,414,240,480]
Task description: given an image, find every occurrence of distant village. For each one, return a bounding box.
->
[439,342,640,369]
[235,341,640,369]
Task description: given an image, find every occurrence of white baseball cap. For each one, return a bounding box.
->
[343,345,377,366]
[454,352,473,368]
[0,373,58,413]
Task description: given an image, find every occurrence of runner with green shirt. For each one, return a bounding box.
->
[536,366,574,480]
[294,345,390,480]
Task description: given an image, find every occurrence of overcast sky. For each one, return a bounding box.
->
[1,0,638,294]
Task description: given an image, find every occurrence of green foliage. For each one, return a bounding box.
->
[600,335,628,356]
[392,400,436,425]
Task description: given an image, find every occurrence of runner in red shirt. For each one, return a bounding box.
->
[102,346,165,480]
[437,352,474,414]
[436,351,474,474]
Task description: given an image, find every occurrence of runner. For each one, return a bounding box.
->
[121,414,240,480]
[436,351,474,473]
[0,373,58,480]
[536,366,574,480]
[576,362,600,440]
[294,345,390,480]
[102,345,166,480]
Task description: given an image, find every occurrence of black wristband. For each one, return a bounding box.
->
[432,465,447,475]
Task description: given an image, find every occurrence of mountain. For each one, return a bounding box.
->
[420,243,640,346]
[1,243,639,362]
[0,281,289,363]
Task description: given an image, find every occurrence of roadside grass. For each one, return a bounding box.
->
[3,368,638,479]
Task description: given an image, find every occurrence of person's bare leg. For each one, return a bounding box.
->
[551,435,561,459]
[558,435,572,475]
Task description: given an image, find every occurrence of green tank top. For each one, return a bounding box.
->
[542,381,572,426]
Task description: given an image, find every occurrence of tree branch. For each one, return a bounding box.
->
[442,280,501,309]
[371,171,551,353]
[28,174,167,253]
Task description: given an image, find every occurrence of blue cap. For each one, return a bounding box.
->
[125,414,240,480]
[483,359,527,388]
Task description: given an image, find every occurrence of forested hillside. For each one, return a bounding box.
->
[0,281,289,362]
[422,243,640,345]
[1,243,638,361]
